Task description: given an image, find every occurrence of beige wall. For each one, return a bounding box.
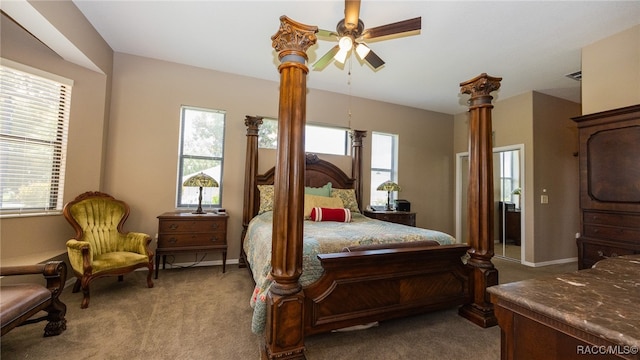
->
[531,92,581,263]
[453,92,580,265]
[0,9,113,265]
[582,25,640,114]
[106,53,455,265]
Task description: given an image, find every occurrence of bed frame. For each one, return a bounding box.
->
[246,16,501,360]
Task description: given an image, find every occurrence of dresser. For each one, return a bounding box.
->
[573,105,640,270]
[489,255,640,360]
[363,209,416,227]
[155,211,228,278]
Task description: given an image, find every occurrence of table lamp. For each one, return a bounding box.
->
[183,172,218,214]
[377,180,401,211]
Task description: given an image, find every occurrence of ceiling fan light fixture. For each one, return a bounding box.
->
[338,36,353,51]
[334,47,349,64]
[355,43,370,60]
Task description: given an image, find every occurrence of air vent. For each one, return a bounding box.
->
[566,71,582,81]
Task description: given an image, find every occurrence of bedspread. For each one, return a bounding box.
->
[244,211,456,333]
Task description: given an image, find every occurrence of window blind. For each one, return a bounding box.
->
[0,60,72,216]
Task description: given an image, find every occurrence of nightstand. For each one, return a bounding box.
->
[363,209,416,227]
[155,211,228,279]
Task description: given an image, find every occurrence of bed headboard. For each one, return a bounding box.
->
[257,154,356,188]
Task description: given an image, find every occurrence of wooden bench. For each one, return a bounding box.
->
[1,261,67,337]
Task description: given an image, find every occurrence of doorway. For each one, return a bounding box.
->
[455,144,525,262]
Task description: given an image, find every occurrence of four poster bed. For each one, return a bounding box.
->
[246,16,501,360]
[240,127,472,335]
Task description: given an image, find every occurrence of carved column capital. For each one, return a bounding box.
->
[460,73,502,108]
[349,129,366,147]
[244,116,263,136]
[271,16,318,62]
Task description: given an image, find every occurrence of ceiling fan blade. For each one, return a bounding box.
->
[363,49,385,70]
[344,0,361,30]
[317,29,338,38]
[313,45,340,70]
[362,17,421,40]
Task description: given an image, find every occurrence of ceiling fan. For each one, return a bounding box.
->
[313,0,421,71]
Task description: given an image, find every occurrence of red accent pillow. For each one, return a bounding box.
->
[310,207,352,222]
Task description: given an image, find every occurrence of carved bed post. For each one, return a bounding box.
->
[458,73,502,328]
[240,116,263,267]
[265,16,317,360]
[350,130,366,210]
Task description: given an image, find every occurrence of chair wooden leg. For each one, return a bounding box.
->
[44,297,67,336]
[146,264,154,288]
[72,278,81,293]
[80,276,91,309]
[80,287,90,309]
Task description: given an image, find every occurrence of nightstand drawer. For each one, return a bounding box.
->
[159,219,225,233]
[158,233,226,248]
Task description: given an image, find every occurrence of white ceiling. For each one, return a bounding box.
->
[71,0,640,115]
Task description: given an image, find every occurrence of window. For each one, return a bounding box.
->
[370,132,398,207]
[258,118,349,156]
[177,106,225,209]
[0,60,72,217]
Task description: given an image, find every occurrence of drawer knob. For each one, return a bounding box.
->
[596,250,618,259]
[169,224,178,230]
[210,236,218,242]
[168,237,178,244]
[211,223,219,229]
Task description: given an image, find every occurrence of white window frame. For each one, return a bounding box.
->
[0,59,72,217]
[370,132,399,208]
[176,106,226,210]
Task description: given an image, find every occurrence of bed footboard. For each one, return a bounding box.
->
[303,244,471,335]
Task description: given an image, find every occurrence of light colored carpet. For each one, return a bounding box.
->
[0,258,577,359]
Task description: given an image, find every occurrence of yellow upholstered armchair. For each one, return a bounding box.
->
[63,191,154,308]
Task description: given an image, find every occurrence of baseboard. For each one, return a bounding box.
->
[63,258,241,289]
[155,258,240,270]
[521,257,578,267]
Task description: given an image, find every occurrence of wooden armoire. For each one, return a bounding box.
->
[573,104,640,269]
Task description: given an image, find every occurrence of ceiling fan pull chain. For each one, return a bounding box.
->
[348,58,353,128]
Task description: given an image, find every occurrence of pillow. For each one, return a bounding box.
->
[310,207,352,222]
[331,188,360,213]
[304,194,343,219]
[305,182,332,197]
[257,185,275,214]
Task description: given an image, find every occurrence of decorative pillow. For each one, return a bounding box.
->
[305,182,332,197]
[331,188,360,213]
[310,207,352,222]
[304,194,343,219]
[257,185,275,214]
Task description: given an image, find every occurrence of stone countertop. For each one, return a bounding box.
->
[488,255,640,348]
